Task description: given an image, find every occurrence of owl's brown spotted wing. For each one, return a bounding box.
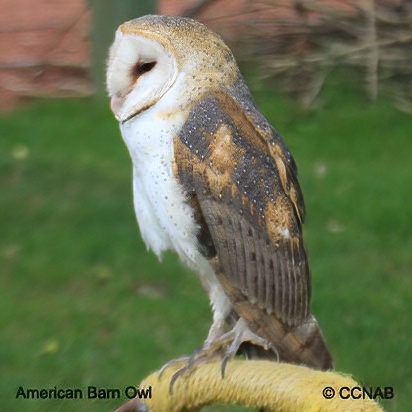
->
[173,90,310,328]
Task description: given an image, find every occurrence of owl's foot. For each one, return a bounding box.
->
[213,318,279,378]
[164,318,279,392]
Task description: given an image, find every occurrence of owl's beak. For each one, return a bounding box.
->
[110,96,123,120]
[111,94,153,124]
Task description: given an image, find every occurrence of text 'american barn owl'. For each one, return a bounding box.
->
[106,15,333,374]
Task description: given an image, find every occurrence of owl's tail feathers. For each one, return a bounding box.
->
[242,314,333,371]
[287,314,333,370]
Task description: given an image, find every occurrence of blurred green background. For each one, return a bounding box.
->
[1,75,411,411]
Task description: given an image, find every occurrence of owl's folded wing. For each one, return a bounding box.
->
[173,90,311,328]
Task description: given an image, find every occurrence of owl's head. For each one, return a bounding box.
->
[107,15,238,123]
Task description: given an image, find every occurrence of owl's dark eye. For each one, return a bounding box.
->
[131,61,157,78]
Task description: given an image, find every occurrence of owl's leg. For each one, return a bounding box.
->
[205,315,228,343]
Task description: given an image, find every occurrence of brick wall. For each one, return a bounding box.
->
[0,0,91,110]
[0,0,404,110]
[0,0,266,111]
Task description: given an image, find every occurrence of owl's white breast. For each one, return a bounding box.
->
[118,79,231,323]
[120,100,193,260]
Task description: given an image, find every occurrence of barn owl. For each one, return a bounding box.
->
[106,15,333,375]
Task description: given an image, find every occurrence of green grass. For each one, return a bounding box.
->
[1,78,411,411]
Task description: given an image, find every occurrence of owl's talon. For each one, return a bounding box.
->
[266,342,280,362]
[169,365,190,394]
[166,344,225,391]
[221,354,230,379]
[158,355,190,379]
[163,348,215,393]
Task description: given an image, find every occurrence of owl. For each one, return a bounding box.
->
[106,15,333,375]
